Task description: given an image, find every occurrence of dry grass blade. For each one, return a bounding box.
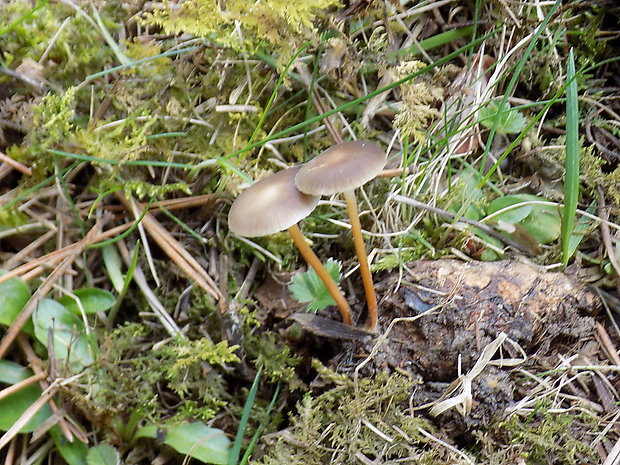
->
[0,384,57,452]
[141,213,222,301]
[390,194,536,255]
[0,150,32,175]
[117,241,184,338]
[0,221,103,359]
[116,193,223,304]
[0,371,47,402]
[16,334,81,443]
[143,194,218,213]
[0,222,131,285]
[429,332,526,417]
[595,322,620,366]
[603,438,620,465]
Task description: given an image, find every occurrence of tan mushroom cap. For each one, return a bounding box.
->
[295,140,386,195]
[228,166,320,237]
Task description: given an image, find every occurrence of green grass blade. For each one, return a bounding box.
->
[477,0,561,178]
[229,369,262,465]
[239,383,281,465]
[48,149,194,170]
[247,42,311,150]
[0,0,48,36]
[562,49,580,266]
[92,6,131,66]
[87,198,154,249]
[387,26,474,61]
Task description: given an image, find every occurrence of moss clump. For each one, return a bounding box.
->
[246,331,302,386]
[478,409,600,464]
[67,323,239,428]
[0,2,117,83]
[142,0,340,64]
[255,361,432,464]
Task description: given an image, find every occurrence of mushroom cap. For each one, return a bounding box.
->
[228,166,319,237]
[295,140,386,195]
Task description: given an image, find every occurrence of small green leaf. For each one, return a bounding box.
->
[33,299,95,370]
[479,99,527,134]
[289,259,342,312]
[102,245,124,293]
[136,422,230,465]
[0,270,33,334]
[57,288,115,315]
[0,360,52,432]
[50,425,89,465]
[487,194,561,245]
[487,195,535,224]
[86,444,120,465]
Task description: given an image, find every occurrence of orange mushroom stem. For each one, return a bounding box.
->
[287,224,352,325]
[343,190,377,332]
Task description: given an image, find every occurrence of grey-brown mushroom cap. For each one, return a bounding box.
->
[228,166,320,238]
[295,140,387,195]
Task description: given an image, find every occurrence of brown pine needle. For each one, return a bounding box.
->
[116,193,224,304]
[0,150,32,176]
[0,372,47,402]
[0,222,132,285]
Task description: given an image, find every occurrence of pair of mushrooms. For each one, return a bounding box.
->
[228,140,386,332]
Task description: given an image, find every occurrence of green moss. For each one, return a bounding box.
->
[68,323,238,427]
[30,87,77,157]
[479,409,600,464]
[0,206,28,228]
[255,361,432,464]
[246,332,302,386]
[142,0,340,64]
[0,2,116,82]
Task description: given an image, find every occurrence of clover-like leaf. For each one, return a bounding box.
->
[480,99,527,134]
[289,258,342,312]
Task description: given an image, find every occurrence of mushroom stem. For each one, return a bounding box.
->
[342,189,378,332]
[287,224,353,325]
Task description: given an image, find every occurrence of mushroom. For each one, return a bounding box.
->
[295,140,386,332]
[228,166,353,325]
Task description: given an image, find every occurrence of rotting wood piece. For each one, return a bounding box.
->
[373,259,600,381]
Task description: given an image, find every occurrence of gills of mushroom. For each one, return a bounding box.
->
[228,166,352,325]
[295,140,386,332]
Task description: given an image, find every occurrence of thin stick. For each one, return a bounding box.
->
[287,224,352,325]
[0,151,32,175]
[343,190,378,332]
